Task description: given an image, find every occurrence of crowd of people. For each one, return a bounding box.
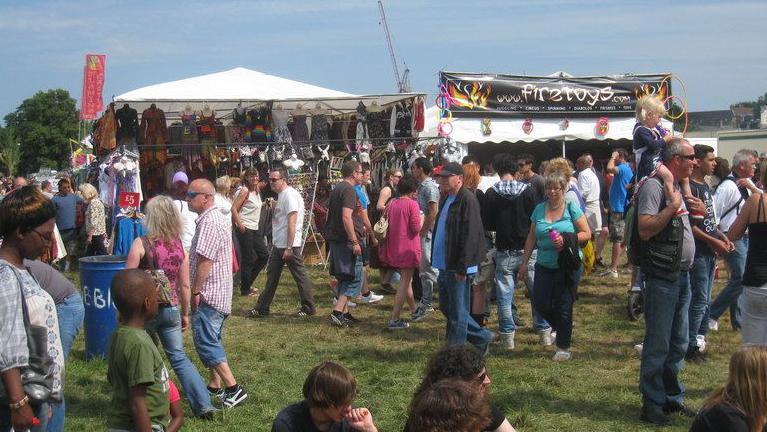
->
[3,94,767,431]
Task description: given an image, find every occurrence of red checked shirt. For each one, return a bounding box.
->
[190,206,233,314]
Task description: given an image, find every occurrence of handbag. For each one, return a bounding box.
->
[139,237,175,305]
[373,206,390,241]
[0,265,54,404]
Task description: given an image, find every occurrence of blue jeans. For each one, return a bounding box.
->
[688,254,716,351]
[640,271,690,408]
[710,236,747,329]
[419,233,438,307]
[495,249,527,333]
[438,270,492,352]
[338,256,364,298]
[49,292,84,432]
[192,302,229,368]
[532,264,580,349]
[521,250,550,331]
[148,305,215,416]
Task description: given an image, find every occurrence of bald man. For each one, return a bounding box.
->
[13,176,28,190]
[186,179,248,408]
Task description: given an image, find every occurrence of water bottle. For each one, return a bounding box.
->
[549,228,563,251]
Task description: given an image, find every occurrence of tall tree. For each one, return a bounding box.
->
[0,127,22,177]
[3,89,79,174]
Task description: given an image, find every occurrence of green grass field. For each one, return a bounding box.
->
[62,255,741,432]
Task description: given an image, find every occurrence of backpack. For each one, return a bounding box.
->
[624,200,641,266]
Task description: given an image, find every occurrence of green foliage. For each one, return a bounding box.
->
[0,127,22,177]
[3,89,79,174]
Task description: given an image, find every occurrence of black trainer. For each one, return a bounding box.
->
[640,404,671,426]
[223,384,248,408]
[343,312,359,323]
[663,401,697,418]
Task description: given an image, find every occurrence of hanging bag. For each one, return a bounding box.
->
[373,204,390,242]
[139,237,174,305]
[0,264,54,404]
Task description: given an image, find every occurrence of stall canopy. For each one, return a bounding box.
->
[115,67,422,120]
[427,71,672,144]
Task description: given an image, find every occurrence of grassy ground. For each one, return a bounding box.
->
[62,250,741,432]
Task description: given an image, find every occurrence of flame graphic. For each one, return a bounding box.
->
[448,82,491,110]
[634,82,668,101]
[87,55,101,70]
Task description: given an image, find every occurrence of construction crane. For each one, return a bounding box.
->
[377,0,410,93]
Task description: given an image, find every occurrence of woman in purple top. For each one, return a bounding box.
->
[125,195,217,418]
[381,175,424,330]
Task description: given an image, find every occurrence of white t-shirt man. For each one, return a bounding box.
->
[272,186,305,249]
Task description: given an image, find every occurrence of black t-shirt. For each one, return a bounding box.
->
[272,401,351,432]
[523,173,546,204]
[325,181,363,242]
[690,179,718,256]
[689,402,752,432]
[403,402,505,431]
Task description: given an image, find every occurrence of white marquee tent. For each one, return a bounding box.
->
[115,67,422,120]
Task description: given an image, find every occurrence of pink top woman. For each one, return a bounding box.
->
[381,196,422,268]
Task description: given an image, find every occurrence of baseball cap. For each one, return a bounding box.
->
[438,162,463,177]
[172,171,189,185]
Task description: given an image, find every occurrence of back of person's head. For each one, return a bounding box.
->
[144,195,182,243]
[413,157,433,175]
[341,160,361,178]
[111,269,157,319]
[461,155,480,167]
[0,186,56,238]
[302,361,357,409]
[40,180,51,190]
[704,345,767,432]
[544,157,574,179]
[397,175,419,196]
[408,378,491,432]
[462,163,481,190]
[78,183,98,201]
[492,154,518,177]
[714,157,730,181]
[215,176,232,195]
[635,94,667,122]
[615,148,629,161]
[415,345,484,397]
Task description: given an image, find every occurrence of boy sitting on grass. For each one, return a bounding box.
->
[272,361,378,432]
[107,269,178,432]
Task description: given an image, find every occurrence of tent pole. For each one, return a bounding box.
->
[562,139,566,157]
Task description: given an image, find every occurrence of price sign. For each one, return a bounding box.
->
[118,192,140,208]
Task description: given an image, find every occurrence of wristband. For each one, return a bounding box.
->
[192,292,201,296]
[9,395,29,410]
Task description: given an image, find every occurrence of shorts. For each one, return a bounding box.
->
[584,201,602,232]
[329,241,364,298]
[191,302,228,368]
[609,212,625,242]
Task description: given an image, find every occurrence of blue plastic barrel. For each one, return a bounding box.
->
[80,255,126,360]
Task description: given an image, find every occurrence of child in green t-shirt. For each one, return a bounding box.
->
[107,269,172,432]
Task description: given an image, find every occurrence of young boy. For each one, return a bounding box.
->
[107,269,175,432]
[633,95,701,218]
[272,361,378,432]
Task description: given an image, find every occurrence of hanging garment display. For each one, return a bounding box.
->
[229,106,247,144]
[180,110,199,164]
[283,152,305,175]
[355,102,370,152]
[245,108,271,143]
[272,109,293,145]
[367,109,389,141]
[390,103,413,138]
[413,96,426,133]
[112,213,147,255]
[115,104,139,148]
[291,113,310,144]
[198,108,218,163]
[139,104,168,165]
[310,113,331,148]
[94,104,117,153]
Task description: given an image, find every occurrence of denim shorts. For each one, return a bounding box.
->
[191,302,228,368]
[338,257,364,298]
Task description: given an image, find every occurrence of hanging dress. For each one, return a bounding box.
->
[271,109,293,145]
[139,106,168,165]
[198,111,217,164]
[292,114,309,144]
[310,113,330,147]
[180,112,198,165]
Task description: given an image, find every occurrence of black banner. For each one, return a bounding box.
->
[439,72,671,118]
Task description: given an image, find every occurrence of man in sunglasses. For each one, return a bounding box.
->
[186,179,248,408]
[636,138,705,425]
[250,167,316,317]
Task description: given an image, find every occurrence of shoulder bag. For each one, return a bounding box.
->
[139,237,175,305]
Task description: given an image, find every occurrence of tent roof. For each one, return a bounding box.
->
[114,67,422,120]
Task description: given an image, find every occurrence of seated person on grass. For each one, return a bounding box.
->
[408,378,492,432]
[272,360,378,432]
[106,269,178,432]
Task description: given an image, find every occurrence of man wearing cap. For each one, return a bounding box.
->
[432,162,492,353]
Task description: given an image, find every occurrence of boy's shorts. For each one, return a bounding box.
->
[192,302,228,368]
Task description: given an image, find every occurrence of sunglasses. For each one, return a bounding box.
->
[186,191,210,199]
[269,177,283,183]
[675,154,696,161]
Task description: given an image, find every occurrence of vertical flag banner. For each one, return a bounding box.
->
[80,54,106,120]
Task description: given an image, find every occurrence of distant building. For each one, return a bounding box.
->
[731,105,759,129]
[761,106,767,128]
[687,110,734,131]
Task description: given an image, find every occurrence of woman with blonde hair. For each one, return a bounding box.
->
[125,195,217,419]
[690,345,767,432]
[78,183,107,256]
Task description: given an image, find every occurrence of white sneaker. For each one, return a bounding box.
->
[708,319,718,331]
[538,328,554,346]
[357,291,383,304]
[552,350,571,361]
[696,335,707,352]
[634,343,643,354]
[599,269,619,278]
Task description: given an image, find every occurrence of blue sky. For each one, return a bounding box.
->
[1,0,765,123]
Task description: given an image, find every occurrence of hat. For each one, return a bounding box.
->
[172,171,189,185]
[438,162,463,177]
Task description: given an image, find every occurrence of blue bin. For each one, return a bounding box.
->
[80,255,126,360]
